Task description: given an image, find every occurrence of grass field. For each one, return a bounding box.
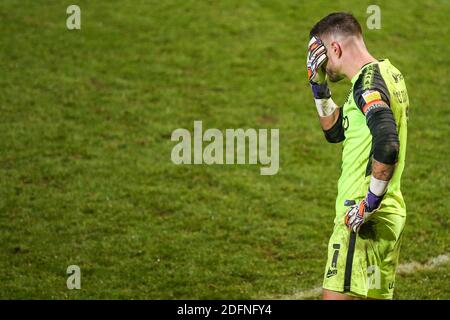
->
[0,0,449,299]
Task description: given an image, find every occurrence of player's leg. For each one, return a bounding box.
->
[323,214,405,300]
[323,289,359,300]
[365,223,404,300]
[322,223,369,299]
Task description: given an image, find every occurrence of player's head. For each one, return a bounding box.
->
[310,12,364,82]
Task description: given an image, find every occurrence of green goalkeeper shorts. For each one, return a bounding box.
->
[322,212,405,299]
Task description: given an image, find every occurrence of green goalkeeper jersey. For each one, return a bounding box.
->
[335,59,409,230]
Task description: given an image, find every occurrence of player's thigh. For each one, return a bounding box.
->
[323,218,404,300]
[365,231,403,299]
[322,222,375,298]
[322,223,359,294]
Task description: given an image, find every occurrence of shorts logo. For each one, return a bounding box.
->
[327,243,340,278]
[326,268,337,278]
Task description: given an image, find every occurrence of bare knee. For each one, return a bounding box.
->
[322,289,358,300]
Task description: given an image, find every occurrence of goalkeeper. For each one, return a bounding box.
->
[306,12,409,299]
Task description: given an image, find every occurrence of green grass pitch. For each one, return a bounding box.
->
[0,0,448,299]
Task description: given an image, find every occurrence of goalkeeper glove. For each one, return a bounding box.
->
[344,176,388,233]
[306,36,336,117]
[344,190,383,233]
[307,36,327,84]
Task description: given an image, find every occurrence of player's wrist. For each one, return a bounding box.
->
[311,82,336,117]
[311,81,331,99]
[365,176,389,211]
[365,189,383,212]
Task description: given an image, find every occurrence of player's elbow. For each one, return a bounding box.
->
[374,140,399,165]
[324,131,345,143]
[368,108,400,164]
[388,140,400,158]
[323,109,345,143]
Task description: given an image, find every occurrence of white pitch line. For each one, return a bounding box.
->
[397,254,449,275]
[273,253,450,300]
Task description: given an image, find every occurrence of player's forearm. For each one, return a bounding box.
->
[345,157,398,233]
[371,159,395,181]
[367,107,400,185]
[310,82,344,143]
[306,37,344,142]
[307,37,342,135]
[364,108,400,210]
[319,107,340,131]
[321,107,344,143]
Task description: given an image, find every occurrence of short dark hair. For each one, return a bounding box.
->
[310,12,362,39]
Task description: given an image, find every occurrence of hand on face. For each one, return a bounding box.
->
[320,36,345,83]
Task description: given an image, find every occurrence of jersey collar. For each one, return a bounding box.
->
[350,59,387,84]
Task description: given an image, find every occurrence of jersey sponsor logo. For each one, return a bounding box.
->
[391,72,403,83]
[393,89,408,103]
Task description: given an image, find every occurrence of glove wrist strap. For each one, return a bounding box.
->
[311,82,336,117]
[366,176,389,210]
[369,176,389,196]
[314,97,337,117]
[311,81,331,99]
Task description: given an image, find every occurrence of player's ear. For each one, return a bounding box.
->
[330,41,342,59]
